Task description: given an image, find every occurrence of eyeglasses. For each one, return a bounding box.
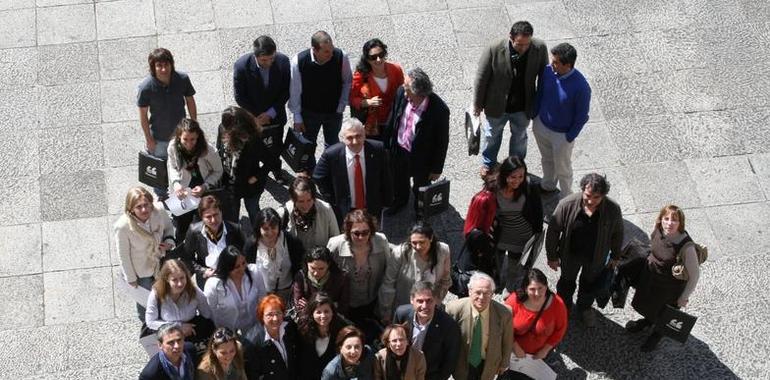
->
[265,311,284,318]
[367,52,386,61]
[351,229,371,237]
[213,328,235,342]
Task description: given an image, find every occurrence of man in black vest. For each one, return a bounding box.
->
[289,30,353,174]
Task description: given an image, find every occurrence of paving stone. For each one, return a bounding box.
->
[707,202,770,259]
[332,15,396,64]
[26,363,147,380]
[42,216,111,271]
[329,0,388,20]
[216,25,275,71]
[0,128,39,178]
[0,8,35,48]
[397,47,467,93]
[95,0,156,40]
[734,107,770,155]
[578,34,651,77]
[571,166,637,214]
[0,176,40,225]
[446,0,501,8]
[196,112,221,140]
[392,11,456,52]
[450,7,510,48]
[111,264,142,318]
[158,31,222,72]
[37,4,96,45]
[606,115,685,165]
[570,121,621,170]
[221,69,235,107]
[386,0,446,14]
[37,42,99,85]
[0,0,34,10]
[101,121,145,168]
[98,36,157,80]
[624,161,702,213]
[100,78,139,123]
[749,154,770,201]
[687,254,767,311]
[271,21,335,61]
[0,275,44,331]
[36,0,91,5]
[40,170,106,221]
[0,224,41,277]
[106,213,121,266]
[212,0,272,29]
[673,110,751,159]
[38,83,101,128]
[155,0,215,34]
[271,0,331,24]
[685,156,763,207]
[39,125,104,175]
[592,73,667,121]
[0,47,38,88]
[103,165,144,215]
[561,0,633,36]
[44,267,114,325]
[505,1,576,41]
[189,70,224,115]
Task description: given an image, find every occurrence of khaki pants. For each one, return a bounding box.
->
[533,116,574,196]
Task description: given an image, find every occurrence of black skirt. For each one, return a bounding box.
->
[631,264,686,320]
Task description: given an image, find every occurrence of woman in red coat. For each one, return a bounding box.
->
[349,38,404,139]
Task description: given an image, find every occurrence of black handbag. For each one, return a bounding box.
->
[138,151,168,189]
[465,110,481,156]
[417,179,450,217]
[655,305,697,343]
[281,129,316,172]
[261,124,284,158]
[450,241,475,298]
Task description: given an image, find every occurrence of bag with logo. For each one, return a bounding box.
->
[670,232,708,281]
[464,109,483,156]
[138,151,168,189]
[261,124,284,159]
[417,178,450,217]
[655,305,697,343]
[281,129,316,172]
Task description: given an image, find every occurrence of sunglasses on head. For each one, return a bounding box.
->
[213,328,236,341]
[367,52,386,61]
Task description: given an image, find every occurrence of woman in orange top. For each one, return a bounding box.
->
[350,38,404,139]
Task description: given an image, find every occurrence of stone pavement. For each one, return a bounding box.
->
[0,0,768,378]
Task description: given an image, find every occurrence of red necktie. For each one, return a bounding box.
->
[354,154,366,209]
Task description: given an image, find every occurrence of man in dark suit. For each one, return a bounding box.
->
[393,281,461,380]
[139,323,196,380]
[233,35,291,183]
[313,118,393,225]
[384,67,449,218]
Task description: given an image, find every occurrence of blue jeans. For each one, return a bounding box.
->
[136,276,155,323]
[151,140,170,199]
[302,111,343,170]
[481,112,530,167]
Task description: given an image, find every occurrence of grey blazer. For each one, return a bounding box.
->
[473,37,548,119]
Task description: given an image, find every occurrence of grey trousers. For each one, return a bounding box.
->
[532,116,574,196]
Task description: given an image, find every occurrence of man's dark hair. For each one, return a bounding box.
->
[410,281,438,299]
[579,173,610,195]
[311,30,333,50]
[148,48,174,77]
[550,42,578,67]
[253,35,277,57]
[509,21,534,37]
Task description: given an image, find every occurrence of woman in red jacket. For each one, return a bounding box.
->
[349,38,404,139]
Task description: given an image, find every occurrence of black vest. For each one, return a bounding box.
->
[298,48,343,113]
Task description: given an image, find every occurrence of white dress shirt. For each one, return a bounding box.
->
[204,264,267,332]
[203,223,229,268]
[345,145,366,208]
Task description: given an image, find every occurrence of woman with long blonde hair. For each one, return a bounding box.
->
[196,327,247,380]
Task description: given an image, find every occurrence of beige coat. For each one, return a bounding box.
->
[166,141,223,192]
[374,347,426,380]
[114,204,175,283]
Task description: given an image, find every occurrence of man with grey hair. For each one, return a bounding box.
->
[313,118,393,225]
[139,323,196,380]
[445,273,513,380]
[384,67,449,218]
[289,30,353,173]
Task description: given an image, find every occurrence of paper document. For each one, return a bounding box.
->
[116,275,151,307]
[164,190,200,216]
[509,354,557,380]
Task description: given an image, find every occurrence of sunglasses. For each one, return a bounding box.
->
[367,52,386,61]
[351,229,371,237]
[213,328,235,341]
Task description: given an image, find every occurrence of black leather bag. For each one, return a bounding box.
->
[465,110,481,156]
[450,242,475,298]
[138,151,168,188]
[281,129,316,172]
[261,124,284,158]
[655,305,697,343]
[417,179,450,217]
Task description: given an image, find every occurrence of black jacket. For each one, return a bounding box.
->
[233,52,291,127]
[312,140,393,224]
[242,321,299,380]
[138,344,196,380]
[393,304,461,380]
[296,317,349,380]
[182,220,245,287]
[216,132,268,198]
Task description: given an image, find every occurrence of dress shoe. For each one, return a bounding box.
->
[625,318,651,333]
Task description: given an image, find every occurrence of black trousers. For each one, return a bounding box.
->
[467,360,485,380]
[556,254,601,311]
[391,145,430,212]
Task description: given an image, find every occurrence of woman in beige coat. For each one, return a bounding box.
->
[114,186,175,322]
[374,324,426,380]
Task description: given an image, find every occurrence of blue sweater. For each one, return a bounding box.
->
[535,66,591,142]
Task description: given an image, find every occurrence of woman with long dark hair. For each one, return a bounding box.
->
[297,292,351,380]
[280,177,340,251]
[379,221,451,322]
[204,246,266,332]
[349,38,404,139]
[292,247,350,315]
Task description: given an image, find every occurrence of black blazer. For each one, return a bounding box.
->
[216,132,268,198]
[243,231,305,289]
[384,88,450,175]
[233,52,291,126]
[138,344,196,380]
[312,139,394,224]
[182,220,245,287]
[393,304,461,380]
[296,317,349,380]
[242,321,299,380]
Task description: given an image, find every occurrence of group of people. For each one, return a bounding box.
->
[119,18,701,380]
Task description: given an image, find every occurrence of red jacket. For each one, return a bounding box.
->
[350,62,404,132]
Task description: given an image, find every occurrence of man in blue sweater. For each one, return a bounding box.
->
[533,43,591,196]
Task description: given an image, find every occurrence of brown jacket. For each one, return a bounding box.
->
[374,347,426,380]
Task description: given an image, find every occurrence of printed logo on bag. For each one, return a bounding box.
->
[264,136,273,146]
[288,145,296,156]
[145,166,157,178]
[667,319,683,331]
[431,193,443,205]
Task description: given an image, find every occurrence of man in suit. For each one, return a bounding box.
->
[393,281,461,380]
[139,323,196,380]
[384,67,449,218]
[474,20,548,177]
[233,35,291,184]
[313,118,393,225]
[446,272,513,380]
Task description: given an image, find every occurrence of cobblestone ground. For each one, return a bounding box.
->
[0,0,768,379]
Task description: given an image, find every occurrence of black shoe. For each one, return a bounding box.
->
[273,171,290,185]
[641,332,663,352]
[539,185,559,194]
[625,318,651,333]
